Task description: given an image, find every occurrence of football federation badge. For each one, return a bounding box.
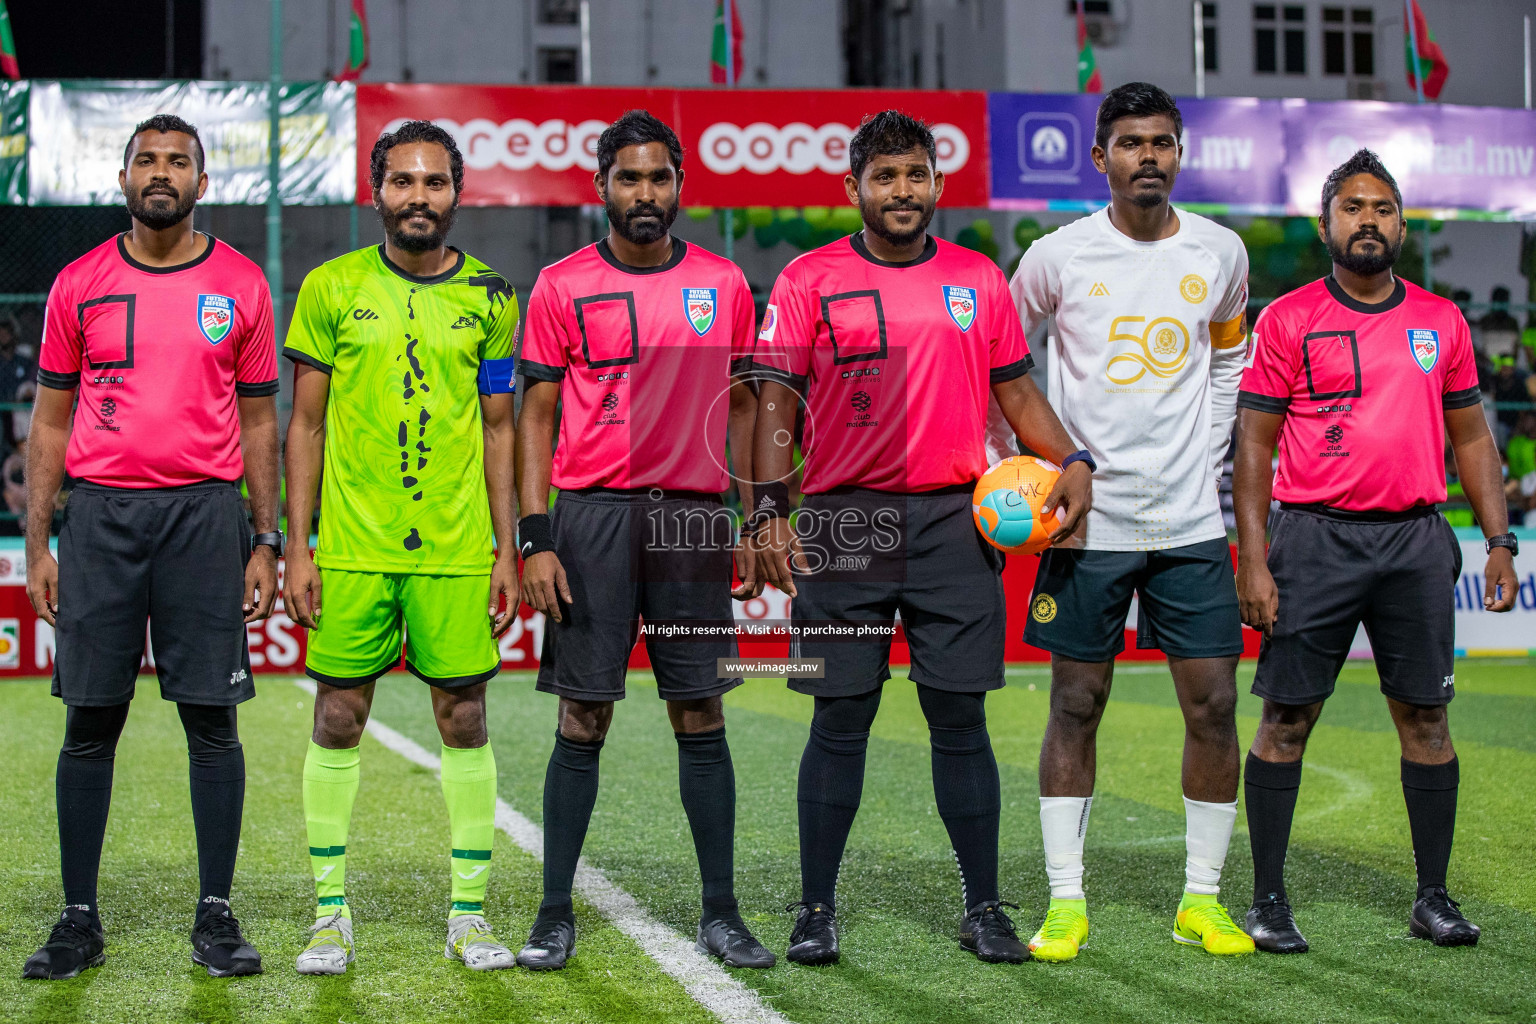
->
[684,288,717,337]
[198,294,235,345]
[944,285,977,332]
[1407,328,1439,373]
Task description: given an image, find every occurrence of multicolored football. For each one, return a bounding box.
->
[972,456,1063,555]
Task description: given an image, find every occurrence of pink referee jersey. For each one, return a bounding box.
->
[751,233,1032,494]
[519,239,754,493]
[38,234,278,488]
[1238,275,1480,513]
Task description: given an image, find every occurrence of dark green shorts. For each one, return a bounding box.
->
[1023,537,1242,662]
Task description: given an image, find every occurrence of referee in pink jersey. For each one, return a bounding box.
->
[1233,150,1518,955]
[21,115,280,981]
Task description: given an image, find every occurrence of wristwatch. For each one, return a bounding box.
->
[252,531,285,556]
[1485,533,1518,557]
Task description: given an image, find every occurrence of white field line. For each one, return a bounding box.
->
[293,679,788,1024]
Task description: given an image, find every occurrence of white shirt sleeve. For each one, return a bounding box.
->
[1206,238,1251,484]
[1008,238,1063,337]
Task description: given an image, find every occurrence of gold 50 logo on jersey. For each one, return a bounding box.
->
[1105,316,1191,385]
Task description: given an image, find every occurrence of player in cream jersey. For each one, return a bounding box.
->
[1003,84,1256,962]
[999,203,1247,549]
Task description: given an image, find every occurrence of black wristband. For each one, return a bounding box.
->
[1062,449,1097,474]
[748,481,790,529]
[518,513,556,559]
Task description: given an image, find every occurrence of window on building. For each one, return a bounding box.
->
[1351,7,1374,76]
[1201,3,1219,72]
[1254,4,1277,73]
[1323,6,1374,76]
[1282,5,1306,74]
[538,47,579,82]
[1323,7,1345,73]
[538,0,580,25]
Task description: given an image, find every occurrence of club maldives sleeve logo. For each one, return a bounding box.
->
[198,294,236,345]
[758,303,779,342]
[944,285,977,332]
[1408,328,1440,373]
[684,288,718,337]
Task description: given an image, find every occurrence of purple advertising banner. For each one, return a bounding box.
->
[1282,100,1536,219]
[988,93,1536,220]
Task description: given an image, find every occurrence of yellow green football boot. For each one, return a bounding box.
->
[1173,893,1256,955]
[1027,898,1089,963]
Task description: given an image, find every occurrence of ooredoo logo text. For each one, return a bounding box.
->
[386,117,972,177]
[697,121,971,175]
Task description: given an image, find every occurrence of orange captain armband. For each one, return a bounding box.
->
[1210,313,1247,351]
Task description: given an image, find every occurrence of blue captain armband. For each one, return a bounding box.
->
[476,357,517,395]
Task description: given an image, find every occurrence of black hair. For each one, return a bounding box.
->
[848,110,937,180]
[369,119,465,196]
[1319,148,1402,227]
[1093,82,1183,150]
[124,113,204,173]
[597,110,684,180]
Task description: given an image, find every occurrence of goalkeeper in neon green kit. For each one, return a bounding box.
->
[281,121,519,974]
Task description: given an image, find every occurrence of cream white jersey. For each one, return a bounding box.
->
[990,206,1249,551]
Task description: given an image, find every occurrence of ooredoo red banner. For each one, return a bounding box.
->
[356,84,990,208]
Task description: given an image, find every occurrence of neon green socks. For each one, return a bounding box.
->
[303,740,360,919]
[440,743,497,918]
[1179,891,1220,912]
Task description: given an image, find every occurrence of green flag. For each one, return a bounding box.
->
[711,0,742,85]
[335,0,368,82]
[1075,1,1101,93]
[0,1,19,81]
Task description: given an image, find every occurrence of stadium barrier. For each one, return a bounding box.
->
[0,532,1529,678]
[2,80,1532,217]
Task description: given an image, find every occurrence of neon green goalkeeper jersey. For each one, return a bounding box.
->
[283,245,518,575]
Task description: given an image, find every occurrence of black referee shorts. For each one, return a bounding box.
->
[787,486,1007,698]
[535,488,742,703]
[52,480,255,707]
[1252,505,1462,708]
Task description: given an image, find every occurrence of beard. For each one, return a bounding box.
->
[125,183,196,230]
[1128,166,1170,209]
[379,202,456,253]
[1326,225,1402,276]
[605,195,680,245]
[860,195,935,247]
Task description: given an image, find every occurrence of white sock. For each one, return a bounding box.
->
[1040,796,1092,900]
[1183,796,1238,895]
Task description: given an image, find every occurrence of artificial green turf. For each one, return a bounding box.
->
[3,661,1534,1023]
[0,681,715,1024]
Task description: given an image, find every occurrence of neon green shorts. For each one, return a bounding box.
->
[303,569,499,688]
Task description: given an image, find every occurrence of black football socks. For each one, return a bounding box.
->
[1401,757,1459,898]
[540,731,604,912]
[57,703,130,916]
[1244,752,1303,903]
[917,686,1001,910]
[796,690,882,910]
[676,727,739,917]
[179,704,246,904]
